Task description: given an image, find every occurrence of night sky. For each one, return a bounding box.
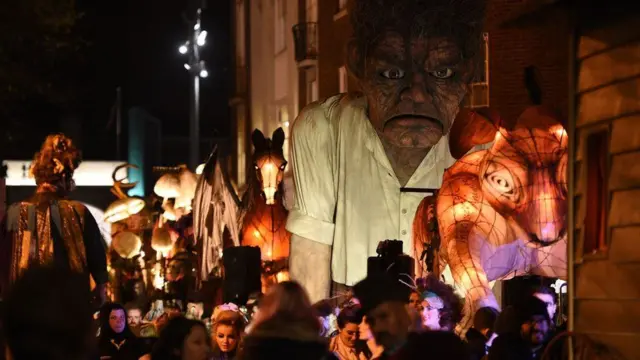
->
[85,0,231,157]
[51,0,230,161]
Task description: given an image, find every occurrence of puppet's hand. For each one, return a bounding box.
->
[290,234,331,303]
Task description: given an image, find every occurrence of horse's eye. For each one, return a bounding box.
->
[254,164,259,170]
[279,162,287,171]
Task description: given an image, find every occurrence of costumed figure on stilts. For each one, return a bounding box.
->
[0,134,108,305]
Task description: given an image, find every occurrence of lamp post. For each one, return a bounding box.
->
[179,6,208,170]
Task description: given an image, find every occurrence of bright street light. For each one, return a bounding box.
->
[197,31,207,46]
[179,44,188,54]
[184,63,191,70]
[199,69,208,78]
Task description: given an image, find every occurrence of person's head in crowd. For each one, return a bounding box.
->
[152,317,210,360]
[408,290,423,312]
[2,265,95,360]
[125,303,143,327]
[353,274,411,353]
[211,310,245,356]
[532,285,557,322]
[251,281,320,333]
[416,274,463,331]
[407,331,471,360]
[99,302,133,338]
[473,307,499,346]
[516,296,551,347]
[336,305,364,348]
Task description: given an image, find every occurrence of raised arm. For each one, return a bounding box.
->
[285,101,337,303]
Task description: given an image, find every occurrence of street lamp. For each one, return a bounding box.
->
[178,7,208,171]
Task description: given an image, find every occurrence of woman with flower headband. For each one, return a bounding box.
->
[0,134,108,303]
[415,274,464,332]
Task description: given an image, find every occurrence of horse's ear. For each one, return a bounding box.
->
[272,128,285,149]
[251,129,266,149]
[449,107,502,159]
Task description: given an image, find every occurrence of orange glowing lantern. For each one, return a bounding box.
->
[413,106,568,329]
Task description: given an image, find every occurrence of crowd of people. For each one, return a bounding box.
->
[0,263,565,360]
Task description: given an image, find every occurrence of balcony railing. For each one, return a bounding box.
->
[292,22,318,65]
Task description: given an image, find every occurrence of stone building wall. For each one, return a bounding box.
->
[572,15,640,360]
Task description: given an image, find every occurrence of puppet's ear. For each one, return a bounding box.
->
[271,128,285,149]
[449,107,502,159]
[251,129,266,149]
[346,39,363,79]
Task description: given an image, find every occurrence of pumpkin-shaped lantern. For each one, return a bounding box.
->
[152,226,174,257]
[112,231,142,259]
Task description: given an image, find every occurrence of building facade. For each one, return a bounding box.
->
[230,0,299,191]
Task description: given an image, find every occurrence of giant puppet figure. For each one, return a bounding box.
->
[0,134,108,303]
[286,0,487,302]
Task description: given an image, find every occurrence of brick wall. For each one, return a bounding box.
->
[485,0,570,122]
[317,0,352,99]
[572,15,640,360]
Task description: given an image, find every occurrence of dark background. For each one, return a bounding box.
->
[0,0,231,162]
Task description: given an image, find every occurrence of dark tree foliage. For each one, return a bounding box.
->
[0,0,89,157]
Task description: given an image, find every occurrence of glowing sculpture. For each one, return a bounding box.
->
[413,106,568,328]
[104,164,145,224]
[154,166,197,222]
[111,231,142,259]
[240,129,291,288]
[193,128,291,288]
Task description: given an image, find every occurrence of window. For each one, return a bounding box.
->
[274,0,286,54]
[306,0,318,22]
[307,80,318,103]
[235,0,245,66]
[237,105,246,187]
[463,32,489,108]
[339,66,348,93]
[277,107,291,163]
[583,130,608,254]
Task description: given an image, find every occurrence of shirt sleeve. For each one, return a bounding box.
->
[82,209,109,285]
[285,100,337,246]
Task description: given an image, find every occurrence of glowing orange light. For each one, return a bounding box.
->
[253,230,260,238]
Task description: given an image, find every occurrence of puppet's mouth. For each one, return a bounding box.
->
[384,115,443,131]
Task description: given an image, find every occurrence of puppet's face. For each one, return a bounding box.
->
[360,32,469,149]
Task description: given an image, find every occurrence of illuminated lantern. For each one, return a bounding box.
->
[104,164,145,224]
[104,198,146,224]
[111,231,142,259]
[154,173,181,199]
[175,168,198,211]
[152,226,174,257]
[413,106,568,329]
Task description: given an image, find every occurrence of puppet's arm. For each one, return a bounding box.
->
[290,234,331,303]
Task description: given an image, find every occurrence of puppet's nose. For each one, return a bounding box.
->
[401,73,430,104]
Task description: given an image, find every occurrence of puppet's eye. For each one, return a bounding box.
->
[381,68,405,79]
[430,68,454,79]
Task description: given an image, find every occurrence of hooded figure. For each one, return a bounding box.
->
[97,302,149,360]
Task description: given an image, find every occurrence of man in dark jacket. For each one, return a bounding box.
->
[353,274,469,360]
[488,296,552,360]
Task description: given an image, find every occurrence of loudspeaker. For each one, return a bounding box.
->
[223,246,262,305]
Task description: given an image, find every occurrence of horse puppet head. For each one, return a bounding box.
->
[251,128,288,205]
